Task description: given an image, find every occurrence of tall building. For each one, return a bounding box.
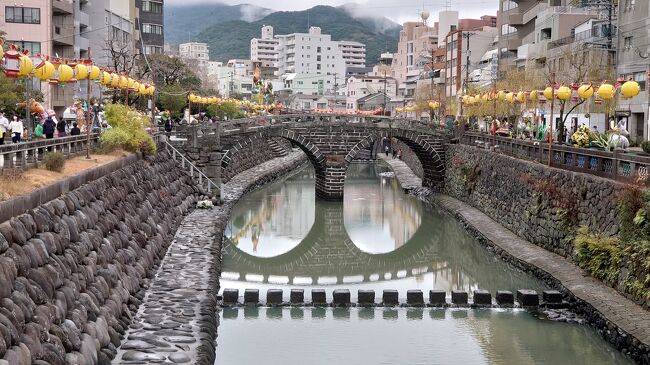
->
[444,26,498,98]
[179,42,209,64]
[250,25,280,63]
[252,26,366,95]
[86,0,137,68]
[135,0,164,55]
[617,0,649,140]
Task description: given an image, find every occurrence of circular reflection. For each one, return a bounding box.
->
[344,163,423,254]
[225,167,315,257]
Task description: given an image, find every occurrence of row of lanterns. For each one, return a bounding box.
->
[188,94,219,104]
[2,43,155,96]
[462,80,641,107]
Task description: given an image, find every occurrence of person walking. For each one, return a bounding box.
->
[9,116,23,143]
[43,116,56,139]
[0,113,8,145]
[70,122,81,136]
[56,118,67,137]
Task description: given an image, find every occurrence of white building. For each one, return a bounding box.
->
[346,76,397,111]
[250,25,280,63]
[179,42,209,63]
[339,41,366,67]
[215,59,255,98]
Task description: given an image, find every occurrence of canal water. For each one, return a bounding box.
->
[217,162,632,364]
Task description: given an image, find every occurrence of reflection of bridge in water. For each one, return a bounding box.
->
[222,201,535,291]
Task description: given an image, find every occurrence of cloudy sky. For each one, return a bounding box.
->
[166,0,499,24]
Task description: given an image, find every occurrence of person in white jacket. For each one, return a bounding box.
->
[0,113,8,145]
[9,116,24,143]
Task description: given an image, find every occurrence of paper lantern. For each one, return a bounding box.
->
[498,90,507,101]
[597,83,615,100]
[529,90,539,102]
[577,84,594,99]
[505,92,514,103]
[0,39,4,62]
[118,75,129,89]
[543,87,554,101]
[2,44,23,78]
[58,64,74,83]
[139,83,147,94]
[110,73,120,88]
[482,94,488,103]
[468,96,475,105]
[101,71,112,85]
[75,63,89,80]
[516,91,526,103]
[17,55,33,77]
[462,95,469,104]
[556,85,572,101]
[89,65,101,80]
[621,80,640,98]
[132,81,140,92]
[34,60,55,81]
[146,85,155,95]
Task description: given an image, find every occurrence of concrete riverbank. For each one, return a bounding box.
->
[114,151,307,365]
[380,154,650,364]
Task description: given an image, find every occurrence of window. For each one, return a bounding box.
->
[317,55,321,61]
[6,6,40,24]
[624,36,633,50]
[142,23,163,35]
[142,1,163,13]
[8,41,40,54]
[317,64,321,70]
[317,47,321,53]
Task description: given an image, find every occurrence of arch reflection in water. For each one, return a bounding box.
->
[222,162,546,296]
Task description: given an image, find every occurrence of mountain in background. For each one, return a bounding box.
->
[165,4,401,66]
[164,3,273,45]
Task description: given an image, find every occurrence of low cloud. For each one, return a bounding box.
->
[239,4,273,21]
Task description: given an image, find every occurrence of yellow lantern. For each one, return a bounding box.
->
[17,55,33,77]
[597,83,615,100]
[139,83,147,94]
[577,84,594,100]
[146,85,155,95]
[0,39,3,62]
[543,87,554,101]
[89,65,101,80]
[498,90,507,101]
[516,91,526,103]
[110,73,120,88]
[101,71,112,85]
[58,63,74,83]
[505,92,514,103]
[75,63,89,80]
[529,90,539,102]
[621,80,640,98]
[34,60,55,81]
[118,75,129,89]
[132,81,140,92]
[468,96,475,105]
[462,95,469,104]
[482,94,488,103]
[556,85,572,101]
[188,94,196,102]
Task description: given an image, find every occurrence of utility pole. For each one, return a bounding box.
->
[459,32,474,119]
[86,47,92,159]
[431,47,435,121]
[549,72,556,167]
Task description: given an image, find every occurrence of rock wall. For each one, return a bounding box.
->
[222,139,289,182]
[393,141,423,179]
[0,152,197,364]
[444,144,620,258]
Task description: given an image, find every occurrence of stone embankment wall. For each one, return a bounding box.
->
[443,144,620,258]
[0,152,197,364]
[221,138,292,183]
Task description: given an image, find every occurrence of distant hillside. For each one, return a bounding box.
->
[164,3,273,45]
[194,5,399,65]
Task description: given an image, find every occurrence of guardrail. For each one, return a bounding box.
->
[461,132,650,185]
[159,135,220,195]
[0,134,100,170]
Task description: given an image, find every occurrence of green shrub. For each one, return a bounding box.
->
[44,152,66,172]
[574,226,621,284]
[100,103,157,155]
[642,141,650,154]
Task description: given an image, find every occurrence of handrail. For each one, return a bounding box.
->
[0,133,100,154]
[160,137,220,194]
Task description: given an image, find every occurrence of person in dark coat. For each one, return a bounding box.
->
[56,119,67,137]
[43,116,56,139]
[70,122,81,136]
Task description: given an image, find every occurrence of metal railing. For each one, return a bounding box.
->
[160,136,220,195]
[0,134,100,170]
[461,132,650,185]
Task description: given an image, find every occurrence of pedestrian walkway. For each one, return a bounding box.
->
[377,153,422,191]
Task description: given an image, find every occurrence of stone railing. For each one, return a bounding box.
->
[0,133,100,170]
[461,131,650,185]
[158,135,220,196]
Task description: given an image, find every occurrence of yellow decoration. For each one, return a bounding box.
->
[132,81,140,92]
[89,65,101,80]
[58,64,74,82]
[577,84,594,100]
[529,90,539,102]
[556,86,572,101]
[543,87,554,101]
[516,91,526,103]
[482,94,488,103]
[18,55,33,77]
[110,73,120,88]
[497,90,507,101]
[505,92,514,103]
[621,81,641,98]
[75,63,89,80]
[468,96,475,105]
[118,75,129,89]
[146,85,155,95]
[597,83,615,100]
[34,60,55,81]
[0,40,3,62]
[139,84,147,94]
[101,71,112,85]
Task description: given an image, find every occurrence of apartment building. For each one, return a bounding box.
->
[136,0,164,55]
[345,76,397,112]
[444,26,498,98]
[617,0,650,140]
[86,0,137,68]
[338,41,366,67]
[250,25,280,63]
[179,42,209,64]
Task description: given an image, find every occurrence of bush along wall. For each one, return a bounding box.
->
[0,151,197,364]
[444,145,649,309]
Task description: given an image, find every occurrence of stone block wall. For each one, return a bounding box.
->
[393,141,423,179]
[0,152,197,364]
[444,144,620,258]
[222,140,291,183]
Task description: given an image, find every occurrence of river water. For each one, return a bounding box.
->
[217,162,632,364]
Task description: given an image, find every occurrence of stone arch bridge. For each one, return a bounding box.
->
[173,114,448,200]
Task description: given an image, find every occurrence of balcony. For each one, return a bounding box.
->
[547,26,614,50]
[53,21,75,46]
[77,11,89,27]
[53,0,73,15]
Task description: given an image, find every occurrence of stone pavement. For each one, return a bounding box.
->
[382,151,650,362]
[377,154,422,191]
[114,151,307,364]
